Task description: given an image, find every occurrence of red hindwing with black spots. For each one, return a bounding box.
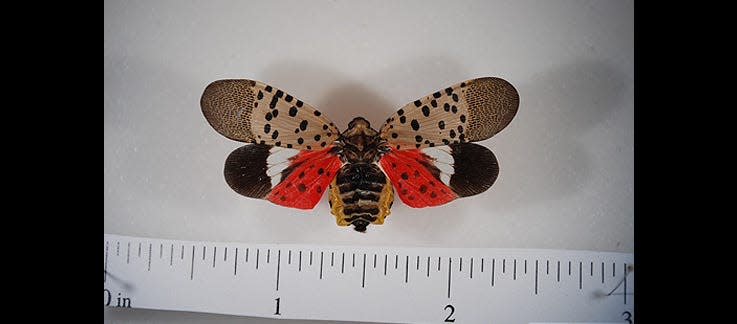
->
[266,146,342,209]
[201,77,519,232]
[378,148,457,207]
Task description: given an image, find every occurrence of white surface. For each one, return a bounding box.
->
[105,234,633,323]
[104,0,633,322]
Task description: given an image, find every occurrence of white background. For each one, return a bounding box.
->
[104,0,633,322]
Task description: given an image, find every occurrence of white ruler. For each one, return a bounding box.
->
[104,234,634,323]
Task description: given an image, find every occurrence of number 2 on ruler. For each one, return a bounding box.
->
[444,304,455,322]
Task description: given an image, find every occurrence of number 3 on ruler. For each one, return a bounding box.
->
[444,304,455,322]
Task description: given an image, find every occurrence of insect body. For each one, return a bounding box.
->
[201,77,519,232]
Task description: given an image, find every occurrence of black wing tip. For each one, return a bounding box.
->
[472,76,520,104]
[464,77,520,141]
[201,79,257,106]
[223,144,273,199]
[200,79,259,143]
[448,143,499,197]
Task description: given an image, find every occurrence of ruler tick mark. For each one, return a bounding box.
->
[373,254,377,268]
[557,261,560,282]
[623,262,627,305]
[535,260,539,295]
[395,255,398,269]
[546,260,549,274]
[524,259,527,274]
[341,253,344,273]
[492,258,495,286]
[288,250,292,265]
[405,255,409,283]
[612,262,616,277]
[438,257,441,271]
[159,243,163,259]
[309,251,312,266]
[590,261,593,276]
[276,250,281,290]
[491,258,496,287]
[213,247,216,268]
[127,242,130,264]
[138,242,141,257]
[470,258,474,278]
[568,261,571,276]
[362,254,367,288]
[601,262,604,283]
[234,248,238,275]
[116,242,120,256]
[169,244,173,266]
[319,252,323,279]
[256,249,260,269]
[460,257,463,272]
[383,254,387,275]
[427,257,431,277]
[202,246,206,260]
[579,261,582,289]
[331,252,334,267]
[104,241,109,283]
[299,251,302,272]
[224,247,227,261]
[481,258,484,272]
[268,249,271,264]
[447,257,452,298]
[181,245,184,260]
[190,245,195,280]
[416,255,420,270]
[148,243,152,271]
[352,253,355,267]
[513,259,516,280]
[502,259,505,273]
[245,248,249,263]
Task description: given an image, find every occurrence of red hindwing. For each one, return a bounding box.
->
[379,148,458,208]
[266,146,342,209]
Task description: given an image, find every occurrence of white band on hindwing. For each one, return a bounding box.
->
[266,147,300,188]
[420,146,455,186]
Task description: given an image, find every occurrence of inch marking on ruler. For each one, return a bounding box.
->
[104,234,633,323]
[276,250,281,290]
[447,257,452,298]
[104,241,109,283]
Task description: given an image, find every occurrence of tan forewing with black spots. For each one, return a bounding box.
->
[201,79,341,150]
[379,77,519,150]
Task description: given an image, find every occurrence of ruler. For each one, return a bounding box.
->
[104,234,634,323]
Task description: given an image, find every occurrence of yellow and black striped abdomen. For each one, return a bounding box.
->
[329,163,393,232]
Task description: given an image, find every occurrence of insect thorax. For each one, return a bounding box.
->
[337,117,387,164]
[329,117,393,232]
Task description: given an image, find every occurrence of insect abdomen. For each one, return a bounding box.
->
[329,163,393,232]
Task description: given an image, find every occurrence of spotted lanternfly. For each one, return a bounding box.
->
[200,78,519,232]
